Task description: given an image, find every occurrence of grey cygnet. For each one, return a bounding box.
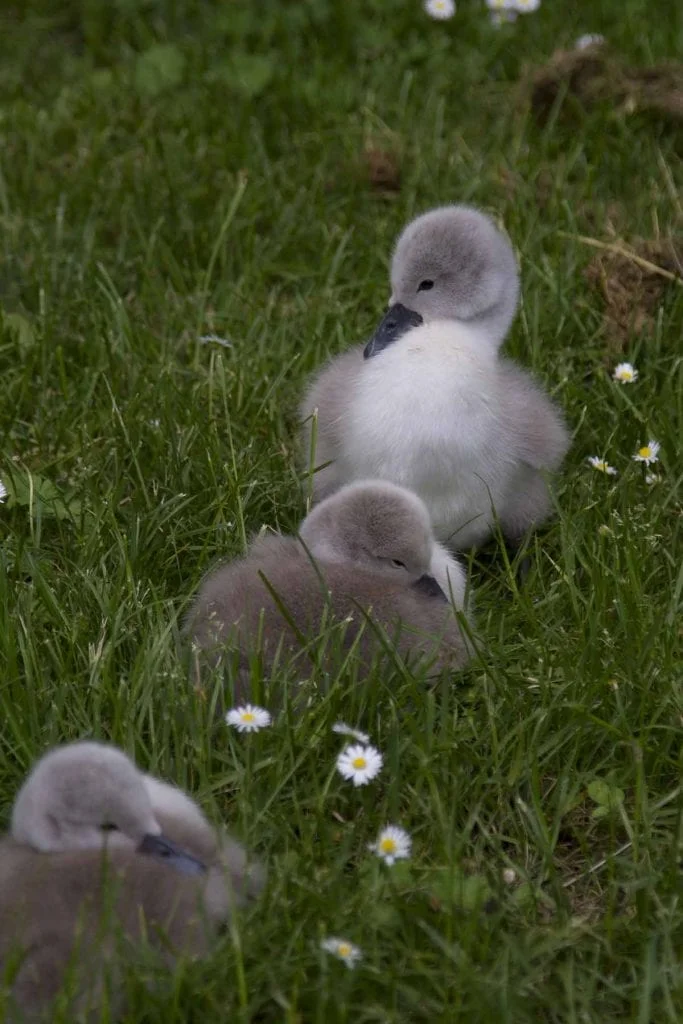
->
[185,480,471,698]
[300,204,570,551]
[0,741,264,1021]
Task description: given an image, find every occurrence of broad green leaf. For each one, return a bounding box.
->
[426,867,492,911]
[587,779,625,808]
[134,44,186,99]
[2,312,35,350]
[207,54,274,98]
[2,470,81,521]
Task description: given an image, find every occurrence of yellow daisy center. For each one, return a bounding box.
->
[352,756,367,770]
[621,369,634,379]
[639,446,651,458]
[338,943,352,957]
[241,712,255,723]
[380,837,397,854]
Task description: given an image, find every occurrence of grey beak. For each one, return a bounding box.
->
[137,833,208,876]
[411,574,448,603]
[364,303,423,359]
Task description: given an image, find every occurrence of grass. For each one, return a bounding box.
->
[0,0,681,1020]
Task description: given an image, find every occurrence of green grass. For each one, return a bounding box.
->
[1,0,682,1021]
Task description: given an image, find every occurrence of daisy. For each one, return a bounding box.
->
[368,825,412,866]
[225,704,271,733]
[424,0,456,20]
[320,937,363,969]
[633,440,660,466]
[485,0,516,8]
[588,456,617,476]
[645,472,661,485]
[513,0,541,11]
[502,867,517,885]
[336,743,383,787]
[575,33,605,50]
[612,362,638,384]
[332,721,370,744]
[0,479,6,503]
[199,333,232,348]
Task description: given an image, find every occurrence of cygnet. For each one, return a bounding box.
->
[0,741,263,1021]
[185,480,471,697]
[300,204,570,550]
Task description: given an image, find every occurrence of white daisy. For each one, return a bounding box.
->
[633,440,660,466]
[513,0,541,11]
[612,362,638,384]
[320,937,363,969]
[225,704,271,733]
[199,333,232,348]
[368,825,412,866]
[424,0,456,20]
[336,743,383,787]
[588,456,617,476]
[485,0,517,9]
[645,472,661,486]
[502,867,517,885]
[575,33,605,50]
[332,721,370,745]
[0,479,7,503]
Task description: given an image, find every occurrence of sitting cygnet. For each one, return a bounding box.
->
[0,741,263,1022]
[186,480,471,696]
[300,205,570,551]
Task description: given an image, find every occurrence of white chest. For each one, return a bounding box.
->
[339,323,513,539]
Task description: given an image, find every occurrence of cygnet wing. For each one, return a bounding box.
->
[299,345,364,500]
[498,358,570,471]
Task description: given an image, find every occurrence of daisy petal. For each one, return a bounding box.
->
[424,0,456,20]
[332,721,371,744]
[368,825,412,865]
[336,743,383,787]
[225,704,272,733]
[588,456,618,476]
[612,362,638,384]
[321,937,363,968]
[633,440,660,466]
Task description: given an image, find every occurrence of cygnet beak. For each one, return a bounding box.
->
[364,303,423,359]
[137,832,208,876]
[410,574,448,602]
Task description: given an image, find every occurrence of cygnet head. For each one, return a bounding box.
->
[10,741,207,876]
[11,741,162,852]
[365,205,520,359]
[298,480,434,581]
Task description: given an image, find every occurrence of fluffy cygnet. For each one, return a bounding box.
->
[186,480,471,696]
[0,741,263,1021]
[300,205,570,550]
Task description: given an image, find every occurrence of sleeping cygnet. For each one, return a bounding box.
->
[186,480,472,696]
[300,204,570,551]
[0,741,264,1021]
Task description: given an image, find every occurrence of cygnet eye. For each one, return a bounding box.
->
[417,280,434,292]
[391,559,406,569]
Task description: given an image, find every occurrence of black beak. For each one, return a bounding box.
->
[364,303,423,359]
[137,832,208,876]
[411,574,448,603]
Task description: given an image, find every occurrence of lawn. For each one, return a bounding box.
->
[0,1,681,1021]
